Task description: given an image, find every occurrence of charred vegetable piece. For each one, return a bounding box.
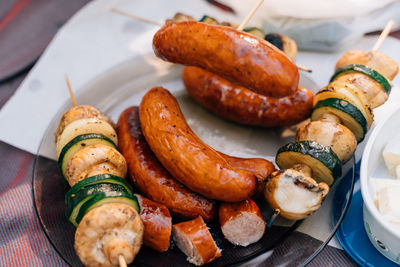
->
[312,98,368,142]
[264,169,329,220]
[199,15,218,25]
[330,64,392,95]
[276,141,342,185]
[243,27,265,39]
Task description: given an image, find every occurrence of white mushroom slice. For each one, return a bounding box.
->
[335,72,388,108]
[75,203,144,267]
[335,50,398,81]
[65,144,127,186]
[296,120,357,163]
[56,117,118,158]
[55,105,115,142]
[165,13,196,24]
[264,169,329,220]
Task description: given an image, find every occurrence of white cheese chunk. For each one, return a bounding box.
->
[382,139,400,177]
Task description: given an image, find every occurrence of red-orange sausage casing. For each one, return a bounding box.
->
[135,194,172,252]
[183,66,314,127]
[153,21,299,98]
[117,106,217,221]
[139,87,257,202]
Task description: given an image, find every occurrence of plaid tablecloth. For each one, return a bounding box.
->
[3,0,396,266]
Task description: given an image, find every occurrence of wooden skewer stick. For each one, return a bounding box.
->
[110,8,162,26]
[119,255,127,267]
[297,64,312,73]
[65,74,77,107]
[237,0,264,31]
[372,19,394,51]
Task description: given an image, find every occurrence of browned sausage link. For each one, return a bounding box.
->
[153,21,299,98]
[117,106,217,221]
[220,153,275,197]
[135,194,172,252]
[183,66,314,127]
[139,87,257,202]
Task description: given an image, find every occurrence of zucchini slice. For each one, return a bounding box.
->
[243,27,265,39]
[56,117,118,158]
[199,15,218,25]
[65,183,131,227]
[58,134,116,180]
[65,173,132,200]
[315,81,373,129]
[75,192,139,226]
[276,141,342,186]
[330,64,392,95]
[312,98,368,142]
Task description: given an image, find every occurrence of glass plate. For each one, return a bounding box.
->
[32,55,355,266]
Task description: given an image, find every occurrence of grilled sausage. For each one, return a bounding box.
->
[117,106,217,220]
[173,216,222,266]
[183,66,313,127]
[135,194,172,252]
[153,21,299,98]
[219,198,265,246]
[139,87,257,202]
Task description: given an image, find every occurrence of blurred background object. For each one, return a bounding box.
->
[228,0,400,51]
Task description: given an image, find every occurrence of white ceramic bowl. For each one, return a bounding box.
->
[360,105,400,263]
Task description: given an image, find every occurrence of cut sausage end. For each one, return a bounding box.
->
[173,217,221,266]
[221,211,265,246]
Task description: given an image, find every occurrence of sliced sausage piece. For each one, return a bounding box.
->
[117,106,217,220]
[264,169,329,220]
[74,203,144,267]
[173,216,222,266]
[296,120,357,163]
[335,50,398,80]
[135,194,172,252]
[153,21,299,98]
[139,87,257,202]
[65,144,127,186]
[219,198,266,246]
[183,66,313,127]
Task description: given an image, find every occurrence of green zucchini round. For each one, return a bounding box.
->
[65,173,132,201]
[243,27,265,39]
[330,64,392,95]
[199,15,218,25]
[58,133,116,180]
[75,192,139,226]
[312,98,368,142]
[276,141,342,186]
[65,182,130,227]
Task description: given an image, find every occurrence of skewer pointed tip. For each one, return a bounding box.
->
[372,19,394,51]
[65,74,77,107]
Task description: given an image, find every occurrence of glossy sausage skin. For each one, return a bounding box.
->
[139,87,257,202]
[135,194,172,252]
[220,153,275,197]
[153,21,299,98]
[183,66,314,127]
[117,106,217,220]
[172,216,221,266]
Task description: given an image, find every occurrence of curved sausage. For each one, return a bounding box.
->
[117,106,217,221]
[139,87,257,202]
[172,216,222,266]
[219,198,265,246]
[135,194,172,252]
[153,21,299,98]
[183,66,314,127]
